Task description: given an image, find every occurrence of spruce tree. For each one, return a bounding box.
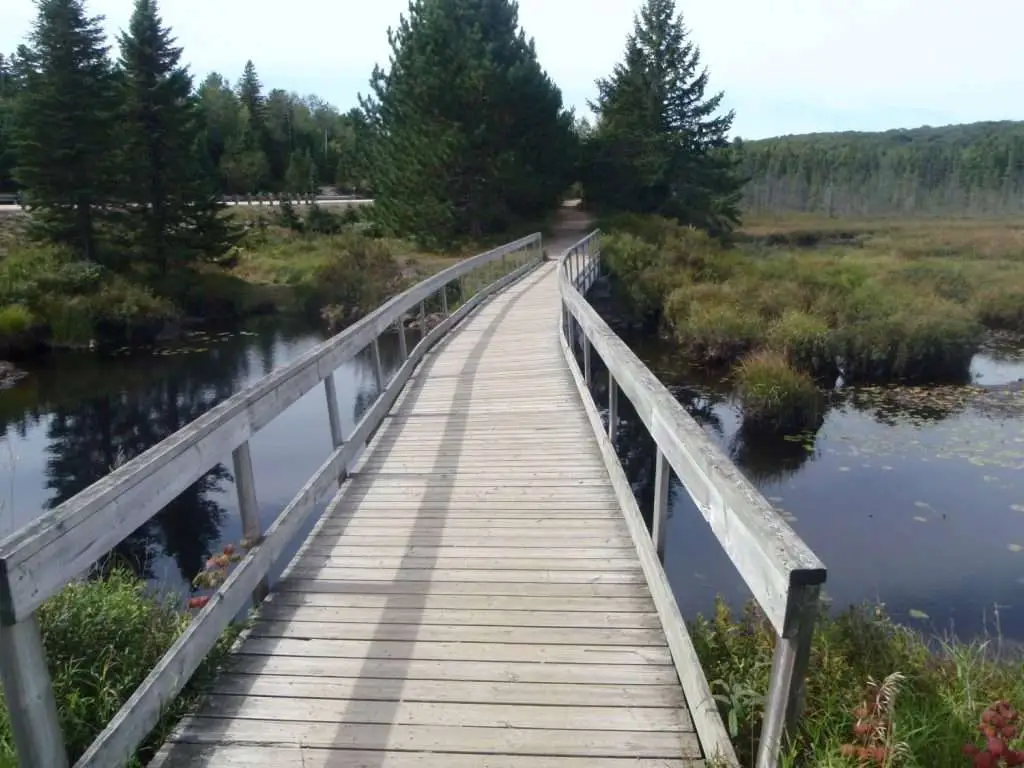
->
[13,0,119,262]
[586,0,743,234]
[116,0,237,277]
[362,0,575,245]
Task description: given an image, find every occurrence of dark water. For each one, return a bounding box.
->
[582,284,1024,642]
[0,317,418,597]
[2,305,1023,641]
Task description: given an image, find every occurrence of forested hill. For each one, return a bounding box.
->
[737,120,1024,216]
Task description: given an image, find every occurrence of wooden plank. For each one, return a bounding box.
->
[302,545,637,558]
[159,720,700,758]
[296,556,642,571]
[151,743,703,768]
[197,695,690,732]
[257,604,662,629]
[223,655,681,685]
[209,674,685,707]
[299,535,635,548]
[276,580,647,597]
[284,567,646,584]
[247,622,666,647]
[235,638,673,665]
[265,592,657,612]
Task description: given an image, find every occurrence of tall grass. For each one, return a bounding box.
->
[692,599,1024,768]
[0,570,238,767]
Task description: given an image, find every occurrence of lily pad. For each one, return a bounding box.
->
[908,609,929,620]
[1010,544,1024,553]
[913,516,928,523]
[1011,504,1024,512]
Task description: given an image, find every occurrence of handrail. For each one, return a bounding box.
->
[0,232,544,767]
[556,230,826,768]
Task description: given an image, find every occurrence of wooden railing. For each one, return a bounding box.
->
[0,233,544,768]
[557,231,827,768]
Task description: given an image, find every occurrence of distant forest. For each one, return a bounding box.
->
[736,121,1024,216]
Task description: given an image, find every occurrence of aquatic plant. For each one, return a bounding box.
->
[734,350,823,433]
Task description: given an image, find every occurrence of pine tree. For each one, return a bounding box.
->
[237,60,265,148]
[585,0,743,234]
[362,0,576,245]
[13,0,119,262]
[116,0,237,277]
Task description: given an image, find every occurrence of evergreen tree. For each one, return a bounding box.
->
[362,0,576,245]
[13,0,119,262]
[585,0,743,234]
[116,0,237,277]
[237,60,264,147]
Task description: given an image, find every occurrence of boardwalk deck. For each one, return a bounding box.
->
[151,261,706,766]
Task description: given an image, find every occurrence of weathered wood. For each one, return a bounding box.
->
[231,441,268,604]
[371,337,385,392]
[62,239,546,768]
[558,233,825,635]
[0,231,542,624]
[0,617,68,767]
[652,447,670,561]
[323,373,344,449]
[396,316,408,360]
[155,254,705,767]
[608,373,619,442]
[556,313,739,768]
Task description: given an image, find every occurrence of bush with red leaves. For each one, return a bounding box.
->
[186,537,258,613]
[963,701,1024,767]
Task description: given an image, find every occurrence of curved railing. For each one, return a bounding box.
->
[0,233,544,767]
[556,230,827,768]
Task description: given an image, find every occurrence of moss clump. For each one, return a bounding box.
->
[735,350,823,432]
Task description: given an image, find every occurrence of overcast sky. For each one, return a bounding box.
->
[2,0,1020,139]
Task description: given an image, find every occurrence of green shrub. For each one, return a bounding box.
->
[765,310,837,379]
[974,285,1024,330]
[735,350,823,433]
[666,283,763,363]
[0,304,34,336]
[305,231,404,326]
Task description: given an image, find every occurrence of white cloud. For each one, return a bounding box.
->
[2,0,1022,138]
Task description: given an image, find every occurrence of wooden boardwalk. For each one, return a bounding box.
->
[151,261,704,766]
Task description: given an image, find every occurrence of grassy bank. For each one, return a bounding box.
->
[0,202,546,359]
[693,599,1024,767]
[599,212,1024,427]
[0,569,238,767]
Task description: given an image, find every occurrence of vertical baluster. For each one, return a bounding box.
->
[582,336,592,389]
[231,440,268,603]
[0,618,68,767]
[396,316,408,361]
[608,375,618,443]
[441,284,449,316]
[324,373,344,448]
[371,338,385,393]
[756,584,821,768]
[652,448,670,561]
[419,300,427,338]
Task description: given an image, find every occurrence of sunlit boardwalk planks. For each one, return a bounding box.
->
[150,261,705,767]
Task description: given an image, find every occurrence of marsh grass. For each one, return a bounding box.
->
[0,570,240,767]
[599,213,1021,426]
[692,598,1024,768]
[734,351,823,433]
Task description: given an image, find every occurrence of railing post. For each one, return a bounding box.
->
[0,618,69,767]
[371,338,385,393]
[441,285,449,316]
[396,316,408,361]
[324,373,344,449]
[582,336,592,389]
[419,300,427,338]
[608,375,618,443]
[231,440,268,603]
[652,448,670,561]
[756,584,821,768]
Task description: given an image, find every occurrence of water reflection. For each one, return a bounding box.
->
[0,317,418,595]
[586,280,1024,641]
